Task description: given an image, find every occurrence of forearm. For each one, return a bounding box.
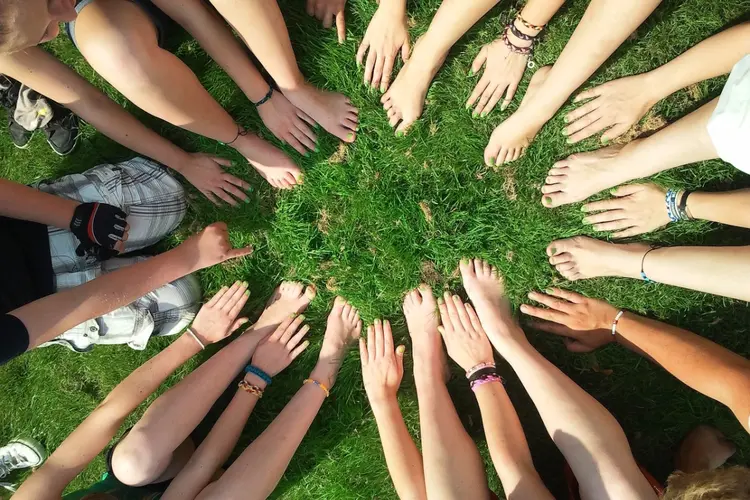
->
[420,0,501,56]
[371,397,427,500]
[201,383,326,500]
[474,383,552,500]
[518,0,565,27]
[152,0,270,102]
[164,388,260,500]
[0,179,77,229]
[617,313,750,432]
[14,333,199,500]
[499,335,655,499]
[645,23,750,101]
[11,243,196,349]
[686,189,750,228]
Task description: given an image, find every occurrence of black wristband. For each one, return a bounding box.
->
[468,366,498,383]
[253,87,274,107]
[678,190,693,220]
[70,202,127,260]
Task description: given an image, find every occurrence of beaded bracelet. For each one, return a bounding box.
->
[640,247,659,283]
[303,378,330,397]
[468,366,498,383]
[245,365,273,385]
[466,361,496,379]
[253,86,274,107]
[238,380,264,398]
[611,310,625,336]
[515,12,546,32]
[470,374,504,392]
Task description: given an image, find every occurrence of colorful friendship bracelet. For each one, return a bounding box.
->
[515,12,546,31]
[665,189,693,223]
[470,374,504,392]
[245,365,273,385]
[303,378,330,397]
[465,361,496,379]
[185,327,205,350]
[238,380,264,398]
[468,366,498,383]
[611,310,625,336]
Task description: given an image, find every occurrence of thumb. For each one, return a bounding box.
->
[611,184,642,197]
[232,317,249,331]
[564,338,596,353]
[401,37,411,62]
[225,245,254,261]
[336,10,346,44]
[396,345,406,373]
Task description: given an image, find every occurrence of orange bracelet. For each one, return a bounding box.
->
[303,378,330,397]
[238,380,264,398]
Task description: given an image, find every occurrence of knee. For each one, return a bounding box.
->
[110,432,168,486]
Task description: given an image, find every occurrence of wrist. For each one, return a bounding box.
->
[641,69,671,107]
[243,372,268,390]
[367,389,399,408]
[161,148,193,175]
[310,362,338,390]
[377,0,406,16]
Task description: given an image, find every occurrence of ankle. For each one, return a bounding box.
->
[277,72,307,93]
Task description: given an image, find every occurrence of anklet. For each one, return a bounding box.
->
[186,327,205,350]
[222,124,248,147]
[238,380,264,398]
[640,247,659,283]
[303,378,330,397]
[611,310,625,336]
[253,86,274,107]
[515,13,546,32]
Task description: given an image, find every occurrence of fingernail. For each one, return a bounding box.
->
[610,188,617,195]
[242,281,248,287]
[302,340,310,348]
[380,85,386,93]
[468,69,474,76]
[304,152,309,157]
[582,217,590,224]
[545,288,554,294]
[298,314,305,320]
[480,111,487,118]
[437,297,444,305]
[465,103,471,110]
[520,304,528,312]
[290,312,298,318]
[396,345,406,355]
[244,198,250,203]
[561,128,569,136]
[245,290,250,296]
[602,138,609,144]
[501,103,508,111]
[566,138,573,144]
[580,205,587,212]
[472,111,478,118]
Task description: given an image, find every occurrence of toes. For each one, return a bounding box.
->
[333,296,347,312]
[410,289,422,305]
[304,284,317,301]
[418,283,433,301]
[284,281,304,297]
[472,259,483,276]
[546,238,575,257]
[481,260,491,276]
[459,259,475,279]
[542,192,569,208]
[490,265,499,278]
[342,302,353,319]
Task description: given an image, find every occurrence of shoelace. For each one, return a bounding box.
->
[0,449,22,478]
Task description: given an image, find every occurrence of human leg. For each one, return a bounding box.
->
[73,0,301,189]
[110,281,316,486]
[542,98,719,208]
[460,259,656,500]
[485,0,663,166]
[207,0,359,143]
[545,236,750,302]
[403,285,491,500]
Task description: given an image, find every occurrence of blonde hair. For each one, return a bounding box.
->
[0,0,21,53]
[662,466,750,500]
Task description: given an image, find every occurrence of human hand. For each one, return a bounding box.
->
[70,202,130,259]
[256,90,318,155]
[306,0,346,44]
[251,314,310,376]
[356,5,410,92]
[190,281,250,345]
[437,292,494,372]
[179,153,252,207]
[582,184,671,238]
[180,222,253,271]
[360,319,405,403]
[564,74,659,144]
[520,288,619,353]
[466,38,528,116]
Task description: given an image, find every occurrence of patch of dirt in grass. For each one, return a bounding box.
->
[502,166,518,201]
[615,111,667,144]
[326,276,339,292]
[506,250,514,262]
[318,209,330,234]
[429,121,439,135]
[687,84,703,101]
[420,261,441,285]
[329,143,348,164]
[419,201,433,223]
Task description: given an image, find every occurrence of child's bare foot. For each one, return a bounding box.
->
[675,425,736,474]
[234,133,303,190]
[459,259,525,351]
[381,37,446,135]
[483,65,551,166]
[283,82,358,143]
[541,140,641,208]
[311,297,362,387]
[546,237,650,281]
[403,284,449,380]
[248,282,317,339]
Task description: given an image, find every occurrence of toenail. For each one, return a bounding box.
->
[550,247,557,254]
[480,111,487,118]
[487,157,495,166]
[566,138,573,144]
[437,297,444,304]
[544,196,552,205]
[396,131,403,137]
[347,133,355,140]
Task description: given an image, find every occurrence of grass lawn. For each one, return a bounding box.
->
[1,0,749,497]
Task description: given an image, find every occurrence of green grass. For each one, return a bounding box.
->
[1,0,750,497]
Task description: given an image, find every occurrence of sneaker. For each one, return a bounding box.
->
[0,75,34,149]
[8,116,34,149]
[43,102,79,156]
[0,438,46,483]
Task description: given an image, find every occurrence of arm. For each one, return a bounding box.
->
[13,332,202,500]
[164,315,310,500]
[361,321,427,500]
[521,289,750,433]
[0,179,77,229]
[9,222,251,352]
[687,188,750,229]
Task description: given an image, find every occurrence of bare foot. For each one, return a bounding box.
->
[541,140,642,208]
[247,281,317,340]
[234,132,303,190]
[381,37,445,135]
[459,259,525,352]
[283,82,358,143]
[311,296,363,387]
[546,236,649,281]
[675,425,736,474]
[483,65,552,166]
[403,284,449,380]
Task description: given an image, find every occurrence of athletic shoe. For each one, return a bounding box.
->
[0,438,46,491]
[8,116,34,149]
[44,102,79,156]
[0,75,33,149]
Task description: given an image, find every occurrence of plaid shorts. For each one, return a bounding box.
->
[35,158,201,353]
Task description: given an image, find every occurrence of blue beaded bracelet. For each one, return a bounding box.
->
[245,365,272,385]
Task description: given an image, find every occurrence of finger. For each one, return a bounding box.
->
[205,285,229,308]
[380,54,396,93]
[573,86,604,103]
[209,156,233,167]
[203,190,220,206]
[290,339,310,359]
[592,219,637,232]
[545,288,585,304]
[364,48,377,86]
[527,291,574,313]
[565,109,604,137]
[371,53,385,90]
[359,337,369,367]
[467,77,490,109]
[611,184,644,197]
[565,339,597,353]
[216,281,243,310]
[222,183,250,203]
[612,226,646,239]
[483,84,506,116]
[225,245,254,261]
[323,10,334,29]
[437,297,452,332]
[231,317,249,331]
[224,174,251,192]
[601,122,632,143]
[582,198,625,213]
[336,10,345,44]
[228,290,250,318]
[296,113,318,139]
[442,291,461,330]
[287,324,311,349]
[377,319,392,355]
[375,318,384,358]
[568,117,608,144]
[452,295,473,332]
[367,324,375,362]
[395,345,405,374]
[464,303,485,334]
[500,82,519,112]
[565,99,600,125]
[470,46,488,75]
[213,187,239,207]
[519,304,568,324]
[583,209,628,225]
[474,82,501,116]
[401,37,411,61]
[305,0,315,16]
[281,315,306,343]
[356,40,369,67]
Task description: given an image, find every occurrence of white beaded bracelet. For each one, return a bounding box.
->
[611,310,625,337]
